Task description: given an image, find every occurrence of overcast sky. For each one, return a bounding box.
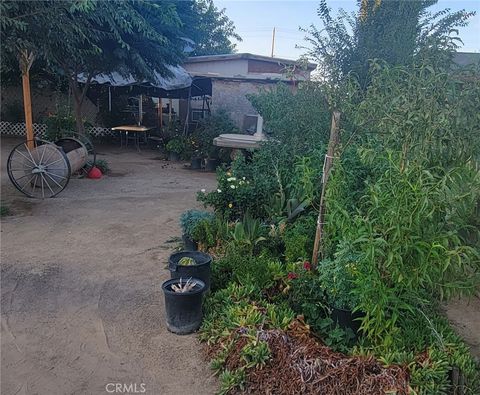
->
[216,0,480,60]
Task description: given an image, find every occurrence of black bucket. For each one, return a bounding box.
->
[182,234,198,251]
[205,158,218,172]
[331,307,364,336]
[190,157,202,170]
[162,278,205,334]
[169,251,212,291]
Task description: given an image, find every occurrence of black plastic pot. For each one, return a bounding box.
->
[205,158,219,172]
[169,251,212,291]
[168,152,180,161]
[162,278,205,334]
[331,307,364,336]
[182,234,198,251]
[190,157,202,170]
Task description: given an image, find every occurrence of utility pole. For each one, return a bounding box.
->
[270,27,276,57]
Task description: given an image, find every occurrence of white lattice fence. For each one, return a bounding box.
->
[0,121,114,138]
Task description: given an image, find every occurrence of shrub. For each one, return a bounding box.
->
[191,109,239,159]
[165,137,184,154]
[44,109,77,141]
[179,209,214,238]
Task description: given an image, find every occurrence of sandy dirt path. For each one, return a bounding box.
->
[1,137,218,395]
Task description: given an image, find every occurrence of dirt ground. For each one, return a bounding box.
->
[1,136,479,395]
[1,136,218,395]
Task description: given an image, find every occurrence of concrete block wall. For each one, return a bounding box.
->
[211,79,271,129]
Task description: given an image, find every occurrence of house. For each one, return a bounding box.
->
[181,53,316,131]
[0,53,316,138]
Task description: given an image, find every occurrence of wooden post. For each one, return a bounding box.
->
[311,111,341,267]
[138,94,143,126]
[19,50,35,149]
[168,98,173,124]
[158,98,163,128]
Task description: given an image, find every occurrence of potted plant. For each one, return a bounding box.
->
[317,255,363,335]
[162,277,206,334]
[179,209,214,250]
[169,250,212,291]
[165,137,184,161]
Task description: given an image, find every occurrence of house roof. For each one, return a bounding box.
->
[185,53,317,70]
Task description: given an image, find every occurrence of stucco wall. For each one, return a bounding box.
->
[184,59,248,78]
[211,79,272,129]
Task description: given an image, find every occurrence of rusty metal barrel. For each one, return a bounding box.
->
[7,135,95,199]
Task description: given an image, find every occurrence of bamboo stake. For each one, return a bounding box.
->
[19,50,35,150]
[311,111,341,267]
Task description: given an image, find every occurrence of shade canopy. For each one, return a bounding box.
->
[77,65,192,91]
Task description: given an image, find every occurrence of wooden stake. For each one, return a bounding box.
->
[158,98,163,128]
[19,50,35,150]
[311,111,341,267]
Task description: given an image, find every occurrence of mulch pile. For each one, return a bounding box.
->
[208,318,410,395]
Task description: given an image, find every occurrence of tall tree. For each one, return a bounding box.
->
[303,0,475,88]
[188,0,242,55]
[1,0,241,134]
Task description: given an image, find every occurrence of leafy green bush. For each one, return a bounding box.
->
[282,214,316,263]
[44,109,76,141]
[191,110,239,159]
[165,137,184,154]
[179,209,214,238]
[198,160,267,220]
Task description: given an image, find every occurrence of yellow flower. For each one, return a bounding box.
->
[228,203,233,208]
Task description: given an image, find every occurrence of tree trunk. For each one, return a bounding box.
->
[72,92,86,135]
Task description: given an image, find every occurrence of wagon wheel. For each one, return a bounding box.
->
[7,139,70,198]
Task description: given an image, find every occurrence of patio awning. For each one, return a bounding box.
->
[77,65,192,91]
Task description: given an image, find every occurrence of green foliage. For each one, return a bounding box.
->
[178,257,196,266]
[191,214,229,249]
[186,0,241,56]
[200,281,294,394]
[303,0,475,88]
[179,209,214,238]
[44,109,76,142]
[218,369,245,395]
[282,214,316,263]
[211,252,287,292]
[94,159,110,174]
[327,152,480,347]
[229,213,267,254]
[191,110,239,159]
[165,137,185,155]
[351,62,480,166]
[198,160,266,220]
[241,340,271,369]
[317,253,360,311]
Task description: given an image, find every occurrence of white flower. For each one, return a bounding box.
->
[227,177,236,182]
[217,189,222,193]
[230,185,236,189]
[201,189,206,193]
[242,177,246,180]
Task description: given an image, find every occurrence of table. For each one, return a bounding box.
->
[112,125,155,152]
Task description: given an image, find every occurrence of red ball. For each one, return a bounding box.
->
[87,166,102,179]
